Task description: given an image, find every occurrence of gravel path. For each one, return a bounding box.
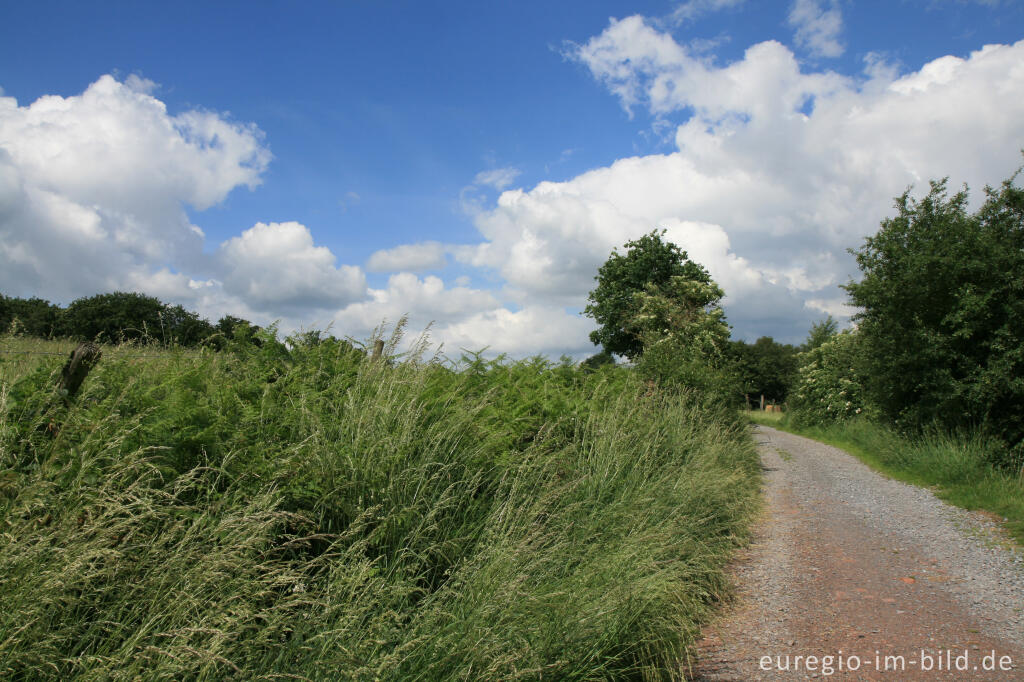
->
[692,425,1024,680]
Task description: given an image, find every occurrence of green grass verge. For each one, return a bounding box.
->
[746,411,1024,546]
[0,331,760,680]
[744,410,784,425]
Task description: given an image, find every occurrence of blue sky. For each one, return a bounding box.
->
[1,0,1023,355]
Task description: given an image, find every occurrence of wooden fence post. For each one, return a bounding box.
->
[60,342,101,399]
[370,339,385,362]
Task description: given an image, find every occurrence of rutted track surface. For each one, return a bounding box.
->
[693,425,1024,680]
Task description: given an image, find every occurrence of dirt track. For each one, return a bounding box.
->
[692,425,1024,680]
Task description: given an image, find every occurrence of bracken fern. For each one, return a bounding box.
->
[0,327,758,680]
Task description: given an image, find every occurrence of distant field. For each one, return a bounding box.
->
[0,336,204,386]
[0,331,760,680]
[0,336,80,385]
[744,408,785,425]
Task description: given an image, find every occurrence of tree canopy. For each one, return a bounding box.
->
[803,315,838,352]
[0,295,63,337]
[729,336,799,404]
[63,292,181,344]
[1,291,261,348]
[584,230,716,360]
[844,170,1024,460]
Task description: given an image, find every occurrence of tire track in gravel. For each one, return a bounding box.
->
[692,425,1024,680]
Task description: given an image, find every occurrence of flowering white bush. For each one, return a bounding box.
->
[790,330,869,425]
[629,275,738,404]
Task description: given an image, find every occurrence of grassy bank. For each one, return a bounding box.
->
[0,331,759,680]
[747,411,1024,545]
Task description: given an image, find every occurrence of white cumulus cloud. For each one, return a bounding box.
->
[324,274,596,358]
[330,273,500,343]
[788,0,845,58]
[0,75,376,329]
[5,31,1024,356]
[366,241,447,272]
[437,305,596,358]
[219,221,367,313]
[482,18,1024,342]
[0,74,269,304]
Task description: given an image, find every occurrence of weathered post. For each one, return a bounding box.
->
[760,394,765,411]
[370,339,385,362]
[60,342,101,399]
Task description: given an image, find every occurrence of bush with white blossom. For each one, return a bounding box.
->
[789,330,870,426]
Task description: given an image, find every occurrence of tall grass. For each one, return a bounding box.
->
[1,336,83,386]
[751,412,1024,544]
[0,328,759,680]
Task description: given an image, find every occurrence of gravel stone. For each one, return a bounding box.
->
[691,425,1024,680]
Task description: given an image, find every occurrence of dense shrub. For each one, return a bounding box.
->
[788,330,870,426]
[60,291,168,342]
[844,170,1024,464]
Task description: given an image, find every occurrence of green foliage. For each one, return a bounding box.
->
[789,329,869,426]
[629,275,728,358]
[0,325,759,680]
[579,349,615,372]
[161,303,217,346]
[628,274,739,406]
[844,170,1024,464]
[729,336,799,403]
[585,230,714,360]
[637,337,743,412]
[61,291,167,342]
[0,291,258,349]
[583,239,742,406]
[215,314,253,337]
[213,314,264,349]
[0,295,63,337]
[803,315,838,352]
[61,291,221,345]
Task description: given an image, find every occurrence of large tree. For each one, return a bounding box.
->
[844,171,1024,461]
[584,230,715,360]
